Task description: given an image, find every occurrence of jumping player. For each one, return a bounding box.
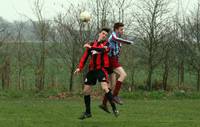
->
[99,22,134,112]
[74,28,119,120]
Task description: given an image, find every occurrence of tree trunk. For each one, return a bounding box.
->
[18,66,22,90]
[22,76,25,90]
[69,67,75,92]
[147,54,153,91]
[17,41,22,90]
[197,70,200,91]
[1,56,11,89]
[147,66,153,91]
[35,63,45,91]
[180,60,184,86]
[162,61,169,91]
[35,41,45,91]
[162,52,169,91]
[177,63,180,87]
[1,67,5,89]
[130,68,135,91]
[177,60,184,87]
[69,51,76,92]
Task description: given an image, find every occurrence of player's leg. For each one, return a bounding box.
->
[79,85,92,120]
[114,66,127,82]
[101,82,119,117]
[101,72,115,108]
[113,66,127,104]
[110,73,117,88]
[99,68,112,113]
[83,85,92,115]
[79,71,96,120]
[98,69,119,117]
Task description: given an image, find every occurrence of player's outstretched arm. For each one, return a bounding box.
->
[112,34,133,45]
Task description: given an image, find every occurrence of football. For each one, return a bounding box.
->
[80,11,91,22]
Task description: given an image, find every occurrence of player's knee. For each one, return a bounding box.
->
[101,86,107,91]
[83,91,90,95]
[102,88,109,93]
[101,84,109,93]
[120,72,127,79]
[83,89,91,95]
[124,72,127,78]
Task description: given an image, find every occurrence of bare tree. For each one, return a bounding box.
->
[160,21,177,90]
[90,0,112,30]
[185,2,200,91]
[0,19,11,89]
[14,21,27,90]
[114,0,133,23]
[133,0,171,90]
[175,19,188,88]
[122,44,138,91]
[29,0,50,90]
[174,0,192,88]
[89,0,133,31]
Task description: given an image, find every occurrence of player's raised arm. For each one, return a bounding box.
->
[111,33,133,45]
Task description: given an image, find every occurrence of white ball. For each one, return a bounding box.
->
[80,11,91,22]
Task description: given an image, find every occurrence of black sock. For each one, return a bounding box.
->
[84,95,91,114]
[105,90,116,110]
[103,88,112,102]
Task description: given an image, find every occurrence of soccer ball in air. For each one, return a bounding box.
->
[80,11,91,22]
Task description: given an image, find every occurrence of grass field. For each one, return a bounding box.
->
[0,98,199,127]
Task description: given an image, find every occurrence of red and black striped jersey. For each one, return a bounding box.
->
[78,40,109,71]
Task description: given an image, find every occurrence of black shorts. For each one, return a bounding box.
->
[84,68,108,85]
[105,67,113,75]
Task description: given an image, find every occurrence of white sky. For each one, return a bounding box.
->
[0,0,198,22]
[0,0,80,21]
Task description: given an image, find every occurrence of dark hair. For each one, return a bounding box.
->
[100,27,110,33]
[113,22,124,31]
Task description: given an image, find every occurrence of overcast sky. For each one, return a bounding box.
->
[0,0,198,22]
[0,0,79,21]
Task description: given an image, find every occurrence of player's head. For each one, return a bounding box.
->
[114,22,124,35]
[98,27,110,40]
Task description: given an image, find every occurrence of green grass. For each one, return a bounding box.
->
[0,98,199,127]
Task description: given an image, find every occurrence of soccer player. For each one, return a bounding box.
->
[99,22,133,112]
[74,28,119,120]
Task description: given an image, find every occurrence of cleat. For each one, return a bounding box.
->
[112,109,119,117]
[99,104,111,114]
[78,112,92,120]
[113,96,123,105]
